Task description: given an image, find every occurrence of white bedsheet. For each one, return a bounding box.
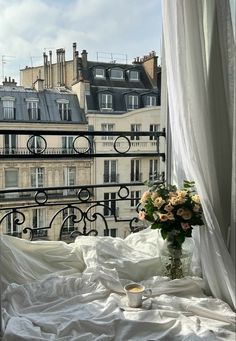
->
[1,229,235,340]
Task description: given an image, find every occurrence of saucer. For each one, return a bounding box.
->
[119,296,152,311]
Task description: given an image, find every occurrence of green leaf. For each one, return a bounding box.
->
[161,229,168,239]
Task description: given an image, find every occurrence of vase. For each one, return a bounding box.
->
[160,232,193,279]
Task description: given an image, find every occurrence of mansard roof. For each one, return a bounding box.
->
[0,86,87,124]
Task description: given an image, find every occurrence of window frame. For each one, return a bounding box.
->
[146,95,157,107]
[127,94,139,110]
[30,167,44,188]
[129,70,139,81]
[110,68,124,80]
[95,67,105,79]
[101,93,113,111]
[104,192,116,216]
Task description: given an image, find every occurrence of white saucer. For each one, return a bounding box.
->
[119,296,152,311]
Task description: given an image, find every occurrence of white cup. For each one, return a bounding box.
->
[124,283,152,308]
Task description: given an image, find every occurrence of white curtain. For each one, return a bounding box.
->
[162,0,235,309]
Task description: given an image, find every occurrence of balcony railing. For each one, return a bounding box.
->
[0,128,166,241]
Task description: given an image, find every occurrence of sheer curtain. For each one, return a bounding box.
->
[162,0,235,309]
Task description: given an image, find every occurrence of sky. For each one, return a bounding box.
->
[0,0,162,84]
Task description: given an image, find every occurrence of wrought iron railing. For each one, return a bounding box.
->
[0,128,166,241]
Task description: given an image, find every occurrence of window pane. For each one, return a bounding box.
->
[5,169,18,187]
[110,69,123,79]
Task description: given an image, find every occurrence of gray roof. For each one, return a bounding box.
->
[0,86,87,124]
[83,61,160,113]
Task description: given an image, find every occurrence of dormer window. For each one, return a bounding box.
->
[56,99,71,121]
[100,93,113,111]
[26,98,40,120]
[146,95,156,107]
[129,70,139,81]
[95,68,105,78]
[1,96,15,119]
[127,94,139,110]
[110,68,124,80]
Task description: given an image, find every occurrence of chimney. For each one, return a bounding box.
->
[2,76,17,87]
[81,49,88,68]
[49,50,53,88]
[43,52,48,88]
[33,77,44,91]
[141,51,158,87]
[73,42,79,82]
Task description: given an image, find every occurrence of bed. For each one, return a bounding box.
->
[1,228,235,340]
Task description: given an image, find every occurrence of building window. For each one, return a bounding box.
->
[30,167,44,187]
[149,159,160,180]
[146,96,157,107]
[131,159,141,182]
[101,93,113,111]
[4,134,17,154]
[130,190,141,207]
[129,70,139,81]
[95,68,105,78]
[104,160,117,183]
[5,169,18,188]
[149,124,160,140]
[62,208,75,233]
[127,95,139,110]
[110,68,124,80]
[104,192,116,216]
[5,211,21,236]
[28,135,43,153]
[32,209,47,237]
[101,123,115,140]
[104,228,117,237]
[62,136,74,153]
[131,124,141,140]
[27,100,40,120]
[64,166,76,195]
[58,101,71,121]
[2,98,15,119]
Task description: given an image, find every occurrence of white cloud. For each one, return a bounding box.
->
[0,0,162,82]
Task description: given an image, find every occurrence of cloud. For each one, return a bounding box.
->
[0,0,162,82]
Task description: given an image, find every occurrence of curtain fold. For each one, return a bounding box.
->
[162,0,235,309]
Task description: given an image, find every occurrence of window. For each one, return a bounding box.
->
[30,167,44,187]
[101,93,113,111]
[127,95,139,110]
[131,159,141,182]
[62,207,75,233]
[104,160,117,183]
[5,169,18,188]
[27,99,40,120]
[95,68,105,78]
[146,96,157,107]
[57,100,71,121]
[4,134,17,154]
[2,97,15,119]
[5,211,21,236]
[130,190,141,207]
[64,166,76,195]
[149,124,160,141]
[149,159,160,181]
[101,123,115,140]
[28,135,43,153]
[104,192,116,216]
[62,136,74,153]
[129,70,139,81]
[32,209,47,237]
[131,124,141,140]
[110,68,123,80]
[104,228,117,237]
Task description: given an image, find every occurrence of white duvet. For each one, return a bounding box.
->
[1,229,235,340]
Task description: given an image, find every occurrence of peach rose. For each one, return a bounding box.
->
[138,211,146,221]
[151,192,159,200]
[166,212,175,220]
[193,204,201,212]
[177,208,185,216]
[140,191,151,204]
[182,210,192,220]
[177,190,187,198]
[181,222,190,231]
[164,203,174,212]
[154,197,165,209]
[159,214,169,222]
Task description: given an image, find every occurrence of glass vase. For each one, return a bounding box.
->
[160,234,193,279]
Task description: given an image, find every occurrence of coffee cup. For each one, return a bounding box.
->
[124,283,152,308]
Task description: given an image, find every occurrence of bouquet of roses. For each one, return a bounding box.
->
[139,180,204,245]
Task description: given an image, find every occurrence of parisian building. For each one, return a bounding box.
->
[0,44,162,240]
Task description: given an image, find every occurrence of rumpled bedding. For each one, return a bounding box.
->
[1,228,235,340]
